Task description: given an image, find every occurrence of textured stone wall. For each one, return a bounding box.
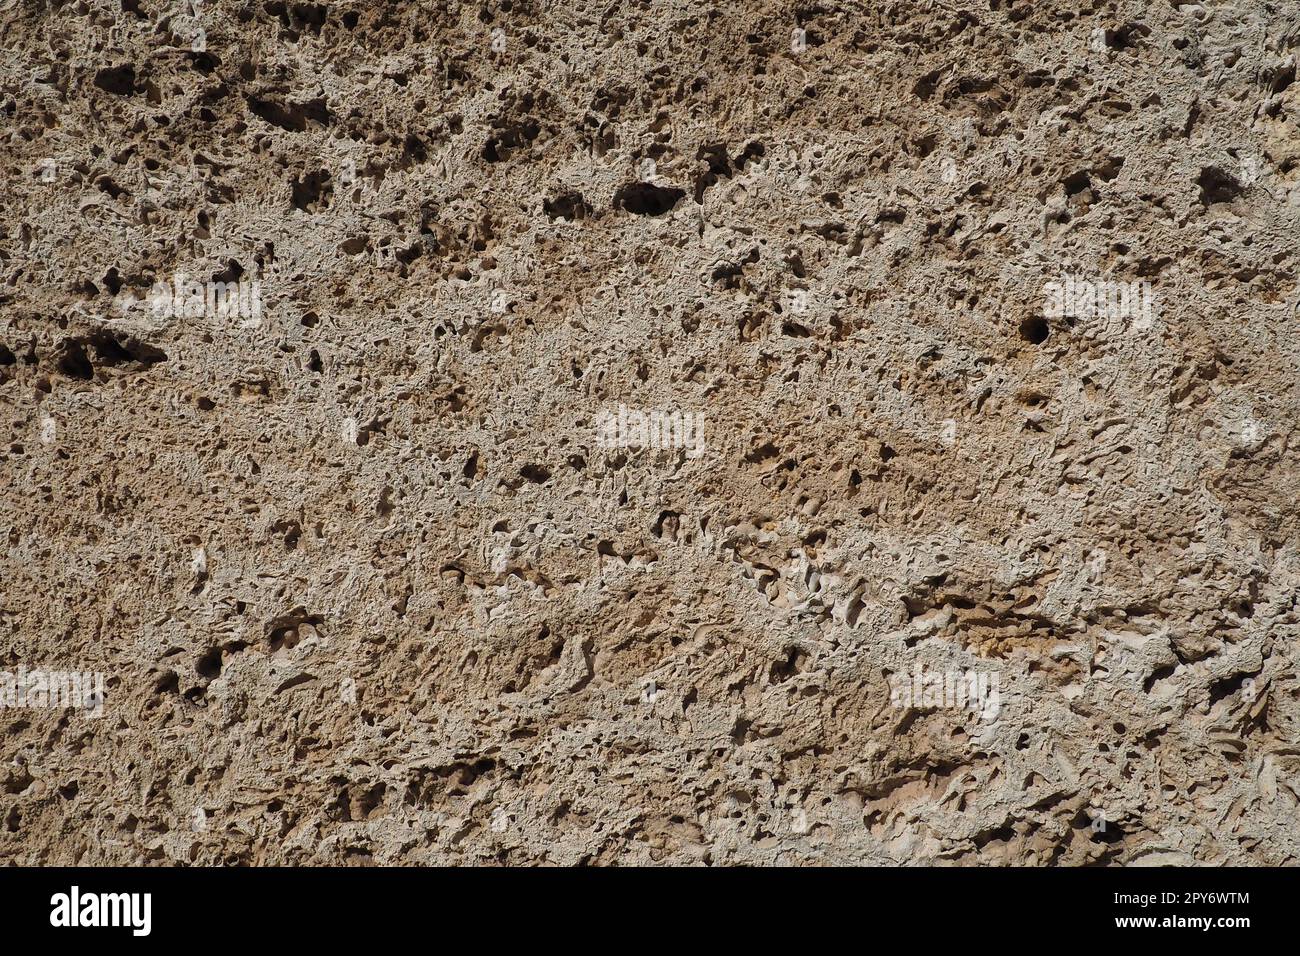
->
[2,0,1299,865]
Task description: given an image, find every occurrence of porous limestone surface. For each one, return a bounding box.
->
[2,1,1299,865]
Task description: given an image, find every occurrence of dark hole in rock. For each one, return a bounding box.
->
[292,169,332,212]
[188,51,219,74]
[1019,317,1050,344]
[196,648,223,680]
[94,64,138,95]
[481,118,540,163]
[543,191,589,221]
[57,342,94,380]
[1197,166,1245,206]
[615,181,685,216]
[693,143,732,203]
[89,331,167,367]
[246,95,331,132]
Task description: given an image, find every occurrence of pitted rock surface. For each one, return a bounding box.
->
[2,1,1299,865]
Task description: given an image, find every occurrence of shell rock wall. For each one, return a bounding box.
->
[2,1,1299,865]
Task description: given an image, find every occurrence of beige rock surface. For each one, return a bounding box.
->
[1,1,1299,865]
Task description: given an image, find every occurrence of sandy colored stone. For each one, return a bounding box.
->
[1,1,1299,865]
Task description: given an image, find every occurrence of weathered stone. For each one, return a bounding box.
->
[1,1,1298,866]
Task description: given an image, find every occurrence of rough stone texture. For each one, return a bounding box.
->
[2,1,1299,866]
